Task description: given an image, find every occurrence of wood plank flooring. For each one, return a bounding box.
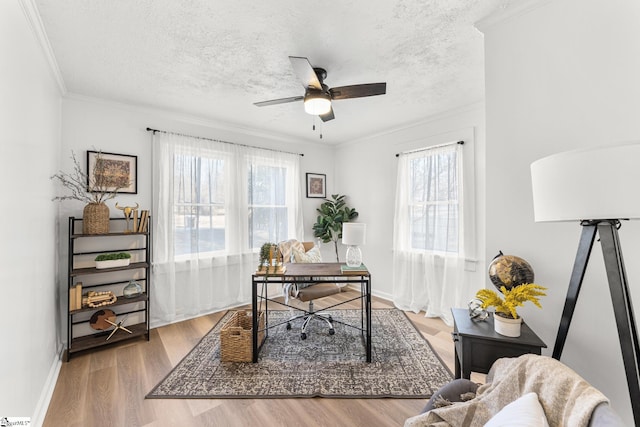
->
[43,291,483,427]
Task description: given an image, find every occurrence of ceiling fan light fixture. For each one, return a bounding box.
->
[303,90,331,115]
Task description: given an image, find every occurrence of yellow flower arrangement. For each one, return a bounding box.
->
[475,283,547,319]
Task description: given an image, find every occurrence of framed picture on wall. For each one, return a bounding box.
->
[306,173,326,198]
[87,151,137,194]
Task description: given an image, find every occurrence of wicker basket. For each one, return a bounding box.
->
[83,203,109,234]
[220,310,265,362]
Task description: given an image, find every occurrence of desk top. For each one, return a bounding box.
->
[256,262,370,277]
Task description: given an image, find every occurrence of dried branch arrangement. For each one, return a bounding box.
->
[51,150,127,204]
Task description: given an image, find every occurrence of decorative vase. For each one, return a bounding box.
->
[123,280,143,298]
[83,202,109,234]
[494,313,522,337]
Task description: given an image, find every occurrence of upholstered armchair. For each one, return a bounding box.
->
[277,239,342,340]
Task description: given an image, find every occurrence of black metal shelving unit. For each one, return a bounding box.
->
[65,216,151,361]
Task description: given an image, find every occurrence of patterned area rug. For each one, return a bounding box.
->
[146,308,452,399]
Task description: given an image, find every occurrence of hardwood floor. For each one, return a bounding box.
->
[43,291,481,427]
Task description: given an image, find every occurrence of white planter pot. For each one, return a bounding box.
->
[95,258,130,269]
[494,314,522,337]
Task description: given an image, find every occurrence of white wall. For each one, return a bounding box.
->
[480,0,640,424]
[1,1,62,424]
[334,104,486,303]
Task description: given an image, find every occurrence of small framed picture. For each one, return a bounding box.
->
[87,151,137,194]
[306,173,326,198]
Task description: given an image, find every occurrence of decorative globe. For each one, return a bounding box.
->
[488,251,535,291]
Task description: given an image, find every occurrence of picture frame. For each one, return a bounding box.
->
[306,173,326,198]
[87,151,137,194]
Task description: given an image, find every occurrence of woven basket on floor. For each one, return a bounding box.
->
[83,203,110,234]
[220,310,265,362]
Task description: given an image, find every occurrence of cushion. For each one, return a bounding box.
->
[278,239,306,263]
[484,392,549,427]
[296,282,341,302]
[421,379,479,413]
[293,245,322,263]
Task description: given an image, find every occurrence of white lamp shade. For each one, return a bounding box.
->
[342,223,366,245]
[530,141,640,222]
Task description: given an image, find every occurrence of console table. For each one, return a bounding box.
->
[451,308,546,379]
[251,263,371,363]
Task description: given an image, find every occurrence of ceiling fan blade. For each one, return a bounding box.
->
[320,107,335,122]
[329,82,386,100]
[289,56,322,90]
[253,96,303,107]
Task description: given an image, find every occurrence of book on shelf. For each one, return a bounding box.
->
[69,286,76,310]
[133,209,138,232]
[75,283,82,309]
[340,264,368,274]
[70,282,82,310]
[137,210,149,233]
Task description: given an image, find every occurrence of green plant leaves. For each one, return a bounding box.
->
[95,252,131,261]
[312,194,358,261]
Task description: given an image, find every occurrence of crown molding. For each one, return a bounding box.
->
[475,0,555,33]
[338,101,484,148]
[63,92,329,148]
[19,0,67,95]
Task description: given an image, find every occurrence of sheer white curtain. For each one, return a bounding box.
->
[392,143,466,326]
[151,132,303,325]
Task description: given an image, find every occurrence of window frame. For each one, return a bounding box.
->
[405,145,461,255]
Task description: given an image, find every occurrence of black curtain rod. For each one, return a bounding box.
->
[146,127,304,157]
[395,140,464,157]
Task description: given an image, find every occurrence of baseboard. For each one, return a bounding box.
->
[31,349,63,427]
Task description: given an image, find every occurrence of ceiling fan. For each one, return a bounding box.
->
[254,56,387,122]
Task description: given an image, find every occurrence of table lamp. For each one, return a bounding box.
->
[531,141,640,425]
[342,222,366,267]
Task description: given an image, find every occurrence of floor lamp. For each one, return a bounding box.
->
[531,141,640,425]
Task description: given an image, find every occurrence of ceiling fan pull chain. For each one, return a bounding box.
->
[312,116,316,131]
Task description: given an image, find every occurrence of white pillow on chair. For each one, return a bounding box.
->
[484,392,549,427]
[293,246,322,263]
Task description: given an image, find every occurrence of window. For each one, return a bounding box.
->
[162,142,301,259]
[248,162,289,249]
[152,131,303,321]
[173,153,226,256]
[393,140,471,324]
[406,145,460,253]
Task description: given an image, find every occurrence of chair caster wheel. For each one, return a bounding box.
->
[286,322,291,330]
[328,316,333,322]
[329,328,335,335]
[301,332,307,340]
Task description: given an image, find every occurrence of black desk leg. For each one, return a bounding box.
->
[252,277,258,363]
[366,275,372,363]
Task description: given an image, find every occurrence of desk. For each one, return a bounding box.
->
[451,308,546,379]
[252,263,371,363]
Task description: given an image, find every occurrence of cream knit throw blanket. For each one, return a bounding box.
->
[405,354,608,427]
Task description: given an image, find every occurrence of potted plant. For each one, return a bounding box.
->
[475,283,547,337]
[312,194,358,262]
[95,252,131,269]
[257,242,282,275]
[51,150,130,234]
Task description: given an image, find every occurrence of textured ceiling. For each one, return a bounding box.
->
[34,0,512,144]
